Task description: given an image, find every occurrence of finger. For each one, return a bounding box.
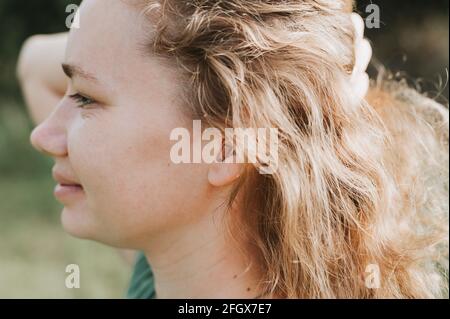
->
[350,12,365,40]
[351,72,370,102]
[352,38,372,79]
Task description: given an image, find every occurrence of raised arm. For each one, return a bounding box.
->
[17,32,68,125]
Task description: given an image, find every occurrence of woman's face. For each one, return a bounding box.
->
[30,0,211,248]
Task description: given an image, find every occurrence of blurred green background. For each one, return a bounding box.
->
[0,0,448,298]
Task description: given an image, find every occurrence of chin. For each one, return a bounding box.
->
[60,207,131,248]
[60,206,95,240]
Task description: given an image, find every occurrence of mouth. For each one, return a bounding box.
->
[52,169,85,202]
[57,182,83,189]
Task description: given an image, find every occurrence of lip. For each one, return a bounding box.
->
[52,169,84,202]
[54,183,84,201]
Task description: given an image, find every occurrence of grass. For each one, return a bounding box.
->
[0,102,132,298]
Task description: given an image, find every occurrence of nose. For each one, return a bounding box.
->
[30,112,68,158]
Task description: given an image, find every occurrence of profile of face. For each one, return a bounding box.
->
[30,0,231,248]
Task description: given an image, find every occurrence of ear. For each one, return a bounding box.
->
[207,140,243,187]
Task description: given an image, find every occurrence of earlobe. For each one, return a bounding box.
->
[207,140,242,187]
[207,162,242,187]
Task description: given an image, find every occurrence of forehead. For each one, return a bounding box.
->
[65,0,155,82]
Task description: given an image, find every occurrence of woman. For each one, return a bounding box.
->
[18,0,448,298]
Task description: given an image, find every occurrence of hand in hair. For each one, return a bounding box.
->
[350,13,372,103]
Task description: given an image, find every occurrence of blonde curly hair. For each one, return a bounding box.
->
[138,0,449,298]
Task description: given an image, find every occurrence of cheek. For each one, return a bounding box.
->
[66,109,209,244]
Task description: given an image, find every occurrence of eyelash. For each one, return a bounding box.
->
[68,93,96,109]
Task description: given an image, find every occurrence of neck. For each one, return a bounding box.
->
[142,205,263,299]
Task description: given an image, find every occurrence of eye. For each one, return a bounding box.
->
[68,93,96,109]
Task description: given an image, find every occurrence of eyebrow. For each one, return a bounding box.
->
[62,63,99,82]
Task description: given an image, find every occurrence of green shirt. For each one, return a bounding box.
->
[126,251,156,299]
